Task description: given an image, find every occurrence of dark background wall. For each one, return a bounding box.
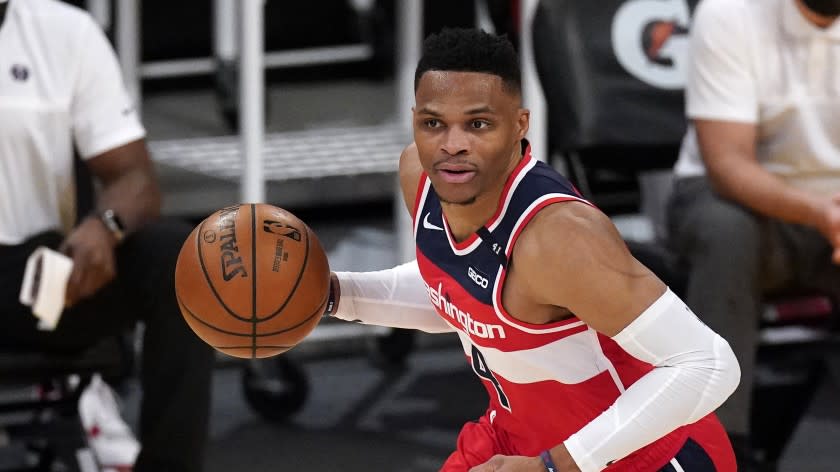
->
[62,0,491,84]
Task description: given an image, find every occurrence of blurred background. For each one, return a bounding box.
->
[2,1,838,471]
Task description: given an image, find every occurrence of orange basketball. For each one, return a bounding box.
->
[174,203,330,359]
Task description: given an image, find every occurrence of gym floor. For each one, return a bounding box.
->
[123,78,840,471]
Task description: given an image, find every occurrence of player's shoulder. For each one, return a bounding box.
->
[16,0,99,43]
[695,0,753,16]
[514,201,618,266]
[526,200,611,237]
[17,0,97,28]
[693,0,766,31]
[399,142,420,172]
[399,143,424,216]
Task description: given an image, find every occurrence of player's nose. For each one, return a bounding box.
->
[440,127,470,156]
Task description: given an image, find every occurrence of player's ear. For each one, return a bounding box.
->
[516,108,530,141]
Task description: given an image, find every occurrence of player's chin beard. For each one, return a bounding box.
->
[434,189,476,206]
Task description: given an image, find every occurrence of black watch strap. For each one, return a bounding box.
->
[99,209,126,243]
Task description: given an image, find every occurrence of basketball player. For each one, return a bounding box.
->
[326,28,740,471]
[0,1,213,470]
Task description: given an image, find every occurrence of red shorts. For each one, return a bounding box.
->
[440,414,508,472]
[440,413,736,472]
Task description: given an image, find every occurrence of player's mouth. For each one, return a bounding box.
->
[437,169,476,184]
[435,163,477,184]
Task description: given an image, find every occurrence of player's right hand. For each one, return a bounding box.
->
[60,215,118,306]
[323,272,340,317]
[467,454,549,472]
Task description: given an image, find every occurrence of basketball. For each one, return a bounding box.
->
[174,203,330,359]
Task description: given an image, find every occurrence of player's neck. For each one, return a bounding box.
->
[441,148,523,242]
[441,193,499,242]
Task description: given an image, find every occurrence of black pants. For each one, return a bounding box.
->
[0,219,214,472]
[667,176,840,437]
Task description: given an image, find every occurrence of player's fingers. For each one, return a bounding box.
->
[78,252,112,302]
[832,246,840,265]
[77,269,100,302]
[65,266,83,307]
[76,262,100,303]
[91,247,116,286]
[58,234,74,256]
[468,455,503,472]
[65,256,89,307]
[66,245,100,305]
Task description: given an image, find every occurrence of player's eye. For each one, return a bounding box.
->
[470,120,490,129]
[425,119,441,129]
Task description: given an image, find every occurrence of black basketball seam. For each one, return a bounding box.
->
[257,222,312,321]
[196,216,252,322]
[251,204,258,359]
[253,293,327,336]
[212,344,295,349]
[179,290,323,338]
[177,293,257,337]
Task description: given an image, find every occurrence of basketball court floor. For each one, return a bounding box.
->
[120,78,840,471]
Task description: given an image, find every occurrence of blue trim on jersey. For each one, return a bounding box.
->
[415,146,583,305]
[658,438,717,471]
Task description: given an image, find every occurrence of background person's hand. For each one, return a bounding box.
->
[60,215,118,306]
[816,194,840,264]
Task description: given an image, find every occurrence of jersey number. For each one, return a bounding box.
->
[471,345,511,411]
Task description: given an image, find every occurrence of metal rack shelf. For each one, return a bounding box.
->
[150,124,407,215]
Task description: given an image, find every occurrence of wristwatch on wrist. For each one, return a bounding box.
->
[99,209,126,243]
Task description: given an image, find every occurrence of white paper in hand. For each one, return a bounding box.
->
[18,247,74,331]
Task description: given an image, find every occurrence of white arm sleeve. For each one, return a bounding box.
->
[564,289,740,472]
[332,260,455,334]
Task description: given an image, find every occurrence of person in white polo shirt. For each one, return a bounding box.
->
[0,1,213,470]
[667,0,840,468]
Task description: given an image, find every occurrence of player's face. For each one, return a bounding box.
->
[413,71,529,206]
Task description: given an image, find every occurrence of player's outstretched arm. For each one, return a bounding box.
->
[517,202,740,472]
[322,144,454,334]
[326,261,454,333]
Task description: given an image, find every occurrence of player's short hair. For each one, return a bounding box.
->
[414,28,521,95]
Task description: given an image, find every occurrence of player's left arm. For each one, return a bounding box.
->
[521,202,739,471]
[60,13,160,306]
[62,139,160,306]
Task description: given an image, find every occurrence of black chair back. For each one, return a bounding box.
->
[532,0,700,211]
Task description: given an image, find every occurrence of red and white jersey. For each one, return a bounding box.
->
[414,142,693,468]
